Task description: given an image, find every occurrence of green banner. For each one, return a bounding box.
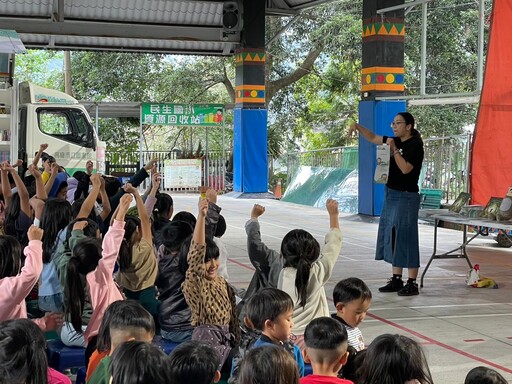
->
[141,103,224,127]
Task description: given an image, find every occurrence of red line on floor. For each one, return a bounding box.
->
[366,312,512,375]
[463,339,485,342]
[227,258,256,271]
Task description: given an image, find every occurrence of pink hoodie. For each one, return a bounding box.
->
[0,240,42,322]
[84,219,125,342]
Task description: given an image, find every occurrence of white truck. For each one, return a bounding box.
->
[0,80,105,176]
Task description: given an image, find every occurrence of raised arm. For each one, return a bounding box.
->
[316,198,343,285]
[348,122,384,145]
[77,173,101,219]
[144,171,160,216]
[28,164,48,222]
[5,162,31,217]
[124,183,152,243]
[32,143,48,168]
[245,204,279,271]
[0,162,12,206]
[44,162,59,195]
[98,176,111,221]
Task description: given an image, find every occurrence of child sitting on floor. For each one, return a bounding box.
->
[168,341,221,384]
[182,198,240,368]
[86,300,155,384]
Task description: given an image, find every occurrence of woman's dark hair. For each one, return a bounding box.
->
[0,235,23,278]
[0,318,48,384]
[333,277,372,305]
[161,221,194,254]
[172,211,197,229]
[464,366,508,384]
[40,198,72,263]
[178,235,219,274]
[65,237,103,333]
[110,341,169,384]
[168,341,220,384]
[357,334,433,384]
[118,216,141,272]
[280,229,320,307]
[238,345,300,384]
[245,288,293,331]
[152,193,174,226]
[397,112,421,138]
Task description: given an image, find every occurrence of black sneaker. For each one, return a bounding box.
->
[378,278,404,292]
[397,281,419,296]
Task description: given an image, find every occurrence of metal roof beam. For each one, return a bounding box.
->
[0,17,239,43]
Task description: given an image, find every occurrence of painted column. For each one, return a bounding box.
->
[359,0,406,215]
[233,0,267,193]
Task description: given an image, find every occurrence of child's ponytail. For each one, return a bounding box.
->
[65,237,103,333]
[118,216,140,272]
[281,229,321,308]
[66,256,86,333]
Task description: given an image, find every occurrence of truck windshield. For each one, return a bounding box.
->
[38,108,95,148]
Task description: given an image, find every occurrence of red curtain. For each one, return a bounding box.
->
[470,0,512,205]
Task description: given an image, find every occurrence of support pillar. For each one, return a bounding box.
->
[359,0,406,215]
[233,0,267,193]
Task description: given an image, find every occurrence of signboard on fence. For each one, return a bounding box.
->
[164,159,202,189]
[141,103,224,127]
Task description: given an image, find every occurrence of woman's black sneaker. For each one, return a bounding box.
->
[378,278,404,292]
[397,281,419,296]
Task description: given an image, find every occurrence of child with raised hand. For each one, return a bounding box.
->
[278,198,343,348]
[0,318,71,384]
[332,277,372,352]
[182,197,240,367]
[0,225,62,331]
[168,341,221,384]
[87,300,155,384]
[65,193,131,348]
[116,183,159,318]
[110,341,170,384]
[241,204,282,319]
[301,317,353,384]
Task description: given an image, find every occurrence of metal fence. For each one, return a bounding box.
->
[284,133,472,203]
[105,133,472,201]
[105,150,229,192]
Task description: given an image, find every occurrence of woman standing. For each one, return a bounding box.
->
[349,112,424,296]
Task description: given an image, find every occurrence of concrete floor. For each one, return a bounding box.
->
[172,194,512,383]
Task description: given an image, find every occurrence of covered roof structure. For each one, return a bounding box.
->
[0,0,334,56]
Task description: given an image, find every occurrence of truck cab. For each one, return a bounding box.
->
[0,81,104,176]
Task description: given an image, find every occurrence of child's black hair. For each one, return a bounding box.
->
[358,334,433,384]
[304,316,348,350]
[464,366,508,384]
[0,319,48,384]
[118,216,141,272]
[95,300,129,352]
[341,346,366,382]
[108,299,155,335]
[168,341,220,384]
[280,229,320,307]
[65,237,103,333]
[3,193,21,239]
[215,215,226,238]
[152,193,174,227]
[178,235,219,274]
[65,218,99,250]
[172,211,197,229]
[160,220,194,254]
[244,288,293,331]
[238,345,300,384]
[110,340,169,384]
[104,177,122,198]
[333,277,372,305]
[0,235,23,278]
[40,198,72,263]
[71,198,97,221]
